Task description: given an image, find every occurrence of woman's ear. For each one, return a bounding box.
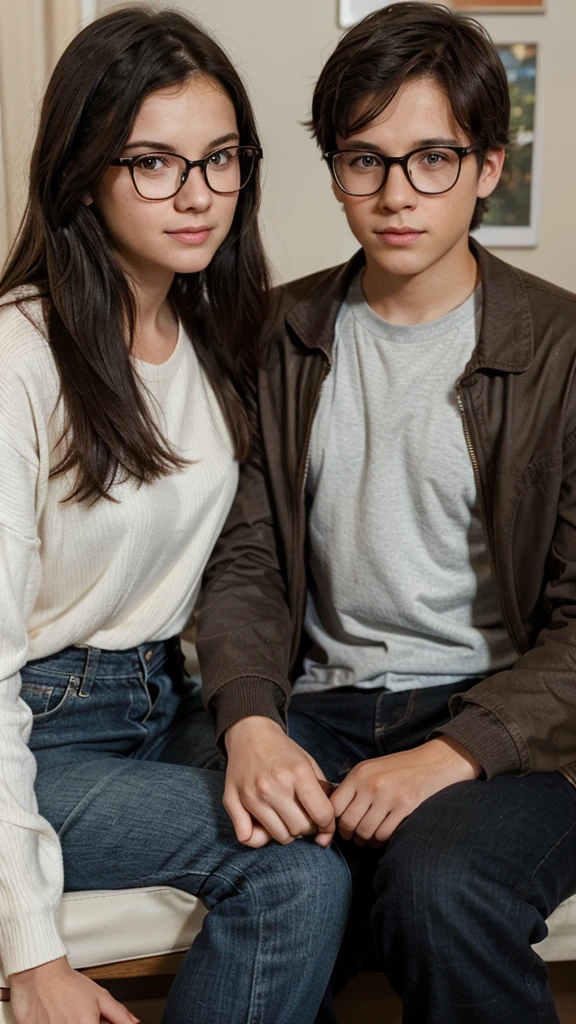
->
[82,194,94,206]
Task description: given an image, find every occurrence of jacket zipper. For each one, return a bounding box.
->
[299,354,332,502]
[290,353,331,667]
[456,383,522,654]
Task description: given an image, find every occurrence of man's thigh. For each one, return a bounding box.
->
[375,770,576,943]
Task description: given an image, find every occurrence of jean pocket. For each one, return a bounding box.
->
[20,676,77,722]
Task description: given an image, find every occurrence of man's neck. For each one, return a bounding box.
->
[361,240,480,326]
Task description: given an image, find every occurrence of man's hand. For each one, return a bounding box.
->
[224,716,336,848]
[10,955,139,1024]
[331,736,481,845]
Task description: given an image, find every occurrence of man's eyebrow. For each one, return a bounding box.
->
[123,132,240,153]
[340,136,463,152]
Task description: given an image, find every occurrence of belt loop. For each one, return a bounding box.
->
[77,646,101,698]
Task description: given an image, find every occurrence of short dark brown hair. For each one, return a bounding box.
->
[309,1,510,229]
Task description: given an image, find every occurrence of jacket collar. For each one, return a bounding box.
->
[285,239,534,374]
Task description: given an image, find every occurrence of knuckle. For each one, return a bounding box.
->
[371,775,386,794]
[255,777,272,799]
[270,766,292,788]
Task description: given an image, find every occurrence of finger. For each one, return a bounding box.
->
[330,778,357,818]
[242,799,296,845]
[337,792,372,841]
[352,803,391,843]
[242,823,274,848]
[223,787,255,844]
[314,829,335,848]
[265,790,318,837]
[98,986,140,1023]
[373,805,411,844]
[293,777,335,834]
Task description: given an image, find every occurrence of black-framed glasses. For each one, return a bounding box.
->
[109,145,262,200]
[324,145,477,197]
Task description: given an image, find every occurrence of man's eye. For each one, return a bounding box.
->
[351,154,381,170]
[422,152,447,166]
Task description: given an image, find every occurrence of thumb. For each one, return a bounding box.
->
[223,787,255,844]
[98,986,140,1023]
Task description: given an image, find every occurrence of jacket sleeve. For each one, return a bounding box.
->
[195,420,294,753]
[438,424,576,782]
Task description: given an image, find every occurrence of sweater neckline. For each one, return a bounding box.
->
[133,321,188,383]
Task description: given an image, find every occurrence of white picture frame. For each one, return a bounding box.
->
[339,0,408,29]
[474,43,542,248]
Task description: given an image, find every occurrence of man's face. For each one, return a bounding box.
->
[331,77,504,284]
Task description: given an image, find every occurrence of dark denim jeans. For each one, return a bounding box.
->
[289,683,576,1024]
[22,640,351,1024]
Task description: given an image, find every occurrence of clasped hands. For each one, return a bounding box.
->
[224,716,481,849]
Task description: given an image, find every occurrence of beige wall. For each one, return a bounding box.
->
[0,1,87,263]
[5,0,574,289]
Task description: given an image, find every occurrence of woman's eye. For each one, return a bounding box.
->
[209,150,231,167]
[135,156,166,172]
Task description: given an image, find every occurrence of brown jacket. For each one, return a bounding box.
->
[196,241,576,784]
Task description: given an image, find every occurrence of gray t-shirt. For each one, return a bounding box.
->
[295,275,517,694]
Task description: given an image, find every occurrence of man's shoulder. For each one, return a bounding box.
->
[481,245,576,323]
[516,265,576,313]
[270,261,350,321]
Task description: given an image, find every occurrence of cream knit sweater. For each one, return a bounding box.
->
[0,295,238,976]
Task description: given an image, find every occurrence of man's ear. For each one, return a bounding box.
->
[477,147,506,201]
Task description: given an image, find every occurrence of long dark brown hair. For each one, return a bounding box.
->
[0,5,269,503]
[309,1,510,230]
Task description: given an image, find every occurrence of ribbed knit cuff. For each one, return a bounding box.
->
[1,908,67,979]
[213,678,287,756]
[433,705,521,780]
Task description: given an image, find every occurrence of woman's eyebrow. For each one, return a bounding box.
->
[123,132,240,153]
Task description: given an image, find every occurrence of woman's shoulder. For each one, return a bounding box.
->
[0,290,55,380]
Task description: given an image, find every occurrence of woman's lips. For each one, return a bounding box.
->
[378,229,424,246]
[167,228,213,245]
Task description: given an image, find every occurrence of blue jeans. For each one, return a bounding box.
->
[289,684,576,1024]
[22,640,351,1024]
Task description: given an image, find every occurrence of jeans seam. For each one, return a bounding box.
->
[375,688,415,737]
[520,815,576,903]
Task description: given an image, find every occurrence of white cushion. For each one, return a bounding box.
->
[0,888,573,1022]
[533,894,576,961]
[0,886,205,988]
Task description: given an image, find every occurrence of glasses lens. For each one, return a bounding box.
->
[408,148,461,194]
[132,154,189,199]
[332,152,384,196]
[205,147,256,194]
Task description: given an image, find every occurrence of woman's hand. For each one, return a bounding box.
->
[224,716,336,848]
[10,956,140,1024]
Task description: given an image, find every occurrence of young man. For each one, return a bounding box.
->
[196,4,576,1020]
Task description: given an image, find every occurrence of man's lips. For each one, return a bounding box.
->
[376,227,424,246]
[166,227,213,245]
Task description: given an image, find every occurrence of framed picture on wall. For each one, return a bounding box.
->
[452,1,545,11]
[474,43,542,248]
[339,0,417,29]
[339,0,545,27]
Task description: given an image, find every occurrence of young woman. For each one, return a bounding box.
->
[0,8,350,1023]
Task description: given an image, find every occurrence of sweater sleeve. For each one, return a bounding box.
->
[0,359,67,977]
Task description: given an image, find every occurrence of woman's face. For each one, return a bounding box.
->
[90,74,241,287]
